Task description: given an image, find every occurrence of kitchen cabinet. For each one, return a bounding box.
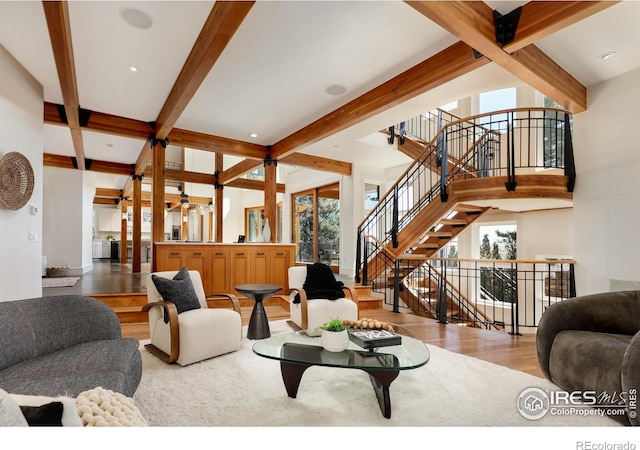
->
[97,208,122,232]
[155,243,295,296]
[93,241,102,259]
[102,241,111,259]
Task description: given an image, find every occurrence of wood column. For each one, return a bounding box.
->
[120,200,127,264]
[215,153,224,242]
[263,157,277,243]
[181,205,188,241]
[132,174,143,273]
[151,139,166,272]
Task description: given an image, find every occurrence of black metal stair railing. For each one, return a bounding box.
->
[356,107,575,290]
[396,258,576,332]
[388,108,461,145]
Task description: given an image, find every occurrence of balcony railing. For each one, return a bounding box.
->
[374,257,575,333]
[356,107,575,286]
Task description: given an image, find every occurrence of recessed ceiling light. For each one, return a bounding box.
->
[128,65,139,72]
[325,84,347,96]
[119,8,152,30]
[249,133,258,138]
[599,51,616,61]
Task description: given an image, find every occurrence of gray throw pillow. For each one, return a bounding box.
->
[151,267,201,323]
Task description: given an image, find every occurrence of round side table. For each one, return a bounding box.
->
[235,283,282,339]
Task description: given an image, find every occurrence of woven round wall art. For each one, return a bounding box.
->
[0,151,34,210]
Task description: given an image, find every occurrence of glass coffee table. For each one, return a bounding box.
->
[252,324,430,418]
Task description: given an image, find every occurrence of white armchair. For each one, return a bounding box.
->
[143,269,242,366]
[288,265,358,330]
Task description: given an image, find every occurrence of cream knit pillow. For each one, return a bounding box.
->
[75,387,147,427]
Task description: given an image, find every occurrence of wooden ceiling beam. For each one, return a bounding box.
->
[269,40,490,160]
[168,128,267,160]
[93,198,121,206]
[43,153,133,176]
[43,153,75,170]
[502,1,619,52]
[95,188,122,199]
[154,1,255,140]
[42,0,85,169]
[280,152,352,176]
[165,168,216,185]
[405,1,588,113]
[128,1,255,190]
[226,178,286,194]
[218,158,264,185]
[87,159,135,176]
[44,102,153,141]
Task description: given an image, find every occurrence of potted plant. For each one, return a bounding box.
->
[320,317,349,352]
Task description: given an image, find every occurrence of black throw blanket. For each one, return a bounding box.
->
[293,263,345,304]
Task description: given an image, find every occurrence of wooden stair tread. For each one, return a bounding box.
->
[453,204,484,213]
[412,243,439,249]
[438,218,467,226]
[426,231,453,238]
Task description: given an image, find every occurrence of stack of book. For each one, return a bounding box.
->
[348,328,402,349]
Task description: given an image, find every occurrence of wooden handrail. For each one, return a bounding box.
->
[425,257,576,265]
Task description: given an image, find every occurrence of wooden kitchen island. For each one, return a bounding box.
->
[154,242,295,297]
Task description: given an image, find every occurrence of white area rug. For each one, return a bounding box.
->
[133,320,620,427]
[42,277,80,288]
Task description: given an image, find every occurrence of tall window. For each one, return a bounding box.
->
[479,88,516,114]
[478,223,517,304]
[543,97,568,168]
[292,183,340,269]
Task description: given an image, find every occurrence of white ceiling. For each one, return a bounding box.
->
[1,1,639,192]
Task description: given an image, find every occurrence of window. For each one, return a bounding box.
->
[479,88,516,115]
[478,223,517,304]
[364,183,379,214]
[292,183,340,269]
[543,97,569,168]
[245,207,264,242]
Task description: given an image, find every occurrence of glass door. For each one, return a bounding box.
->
[317,184,340,268]
[292,191,314,263]
[292,183,340,269]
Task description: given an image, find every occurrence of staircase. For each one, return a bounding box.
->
[357,107,576,327]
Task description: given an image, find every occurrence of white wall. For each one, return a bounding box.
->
[0,44,44,301]
[456,208,573,261]
[572,67,640,295]
[42,167,92,275]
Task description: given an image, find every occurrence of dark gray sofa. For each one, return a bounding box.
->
[0,295,142,398]
[537,290,640,426]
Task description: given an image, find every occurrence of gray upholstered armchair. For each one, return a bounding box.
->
[536,290,640,426]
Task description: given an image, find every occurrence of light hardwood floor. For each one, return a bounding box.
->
[123,304,543,378]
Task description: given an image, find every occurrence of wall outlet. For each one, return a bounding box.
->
[28,231,37,242]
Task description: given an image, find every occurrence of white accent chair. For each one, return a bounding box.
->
[144,270,242,366]
[288,265,358,330]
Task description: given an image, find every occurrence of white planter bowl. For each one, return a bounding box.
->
[320,329,349,352]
